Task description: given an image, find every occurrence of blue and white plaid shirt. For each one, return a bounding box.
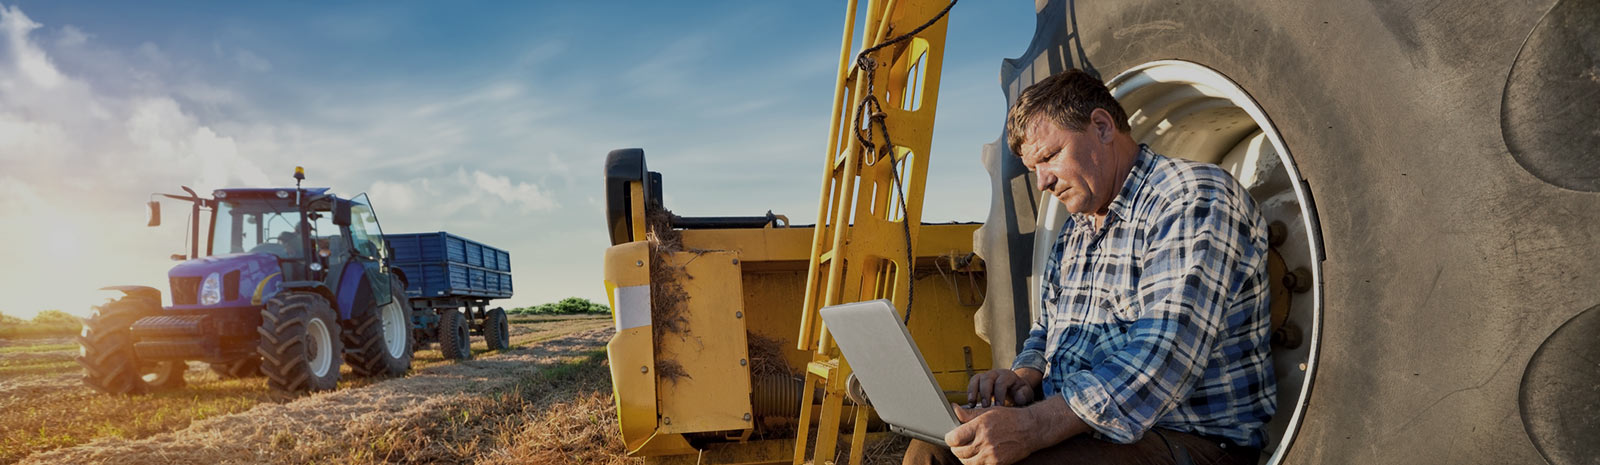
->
[1013,146,1277,448]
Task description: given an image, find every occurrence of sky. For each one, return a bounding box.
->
[0,2,1037,318]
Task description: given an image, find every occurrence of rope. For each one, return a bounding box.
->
[848,0,957,325]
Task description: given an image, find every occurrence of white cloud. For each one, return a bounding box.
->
[473,170,556,212]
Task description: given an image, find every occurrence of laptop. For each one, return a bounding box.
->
[819,299,960,446]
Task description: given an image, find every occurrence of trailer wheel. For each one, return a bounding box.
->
[208,357,262,379]
[344,276,415,377]
[257,292,342,392]
[483,307,510,351]
[78,295,161,395]
[439,308,473,361]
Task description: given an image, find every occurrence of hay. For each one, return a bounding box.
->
[746,333,796,379]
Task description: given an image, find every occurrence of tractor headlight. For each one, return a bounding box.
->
[200,272,222,305]
[309,262,323,272]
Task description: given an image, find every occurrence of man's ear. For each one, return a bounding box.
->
[1090,108,1115,143]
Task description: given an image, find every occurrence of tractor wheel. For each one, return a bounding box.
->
[984,2,1600,463]
[78,295,161,395]
[439,308,473,361]
[208,357,262,379]
[140,361,188,391]
[257,292,342,393]
[344,276,414,377]
[483,307,510,351]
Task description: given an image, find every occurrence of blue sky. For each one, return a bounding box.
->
[0,2,1037,316]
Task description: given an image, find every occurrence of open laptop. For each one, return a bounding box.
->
[819,299,960,446]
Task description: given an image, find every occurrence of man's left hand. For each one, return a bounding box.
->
[945,403,1038,465]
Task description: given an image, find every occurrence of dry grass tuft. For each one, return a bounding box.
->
[746,333,796,379]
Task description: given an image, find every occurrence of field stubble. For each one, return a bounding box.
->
[2,314,624,464]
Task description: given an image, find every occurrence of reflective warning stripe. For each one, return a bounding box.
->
[614,284,651,331]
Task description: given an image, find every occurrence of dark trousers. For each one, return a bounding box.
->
[902,429,1259,465]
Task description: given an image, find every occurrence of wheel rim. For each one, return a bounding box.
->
[1100,60,1324,464]
[381,301,406,358]
[307,317,333,378]
[141,361,178,384]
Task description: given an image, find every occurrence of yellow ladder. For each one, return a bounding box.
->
[793,1,952,463]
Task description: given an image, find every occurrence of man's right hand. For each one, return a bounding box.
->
[966,368,1042,408]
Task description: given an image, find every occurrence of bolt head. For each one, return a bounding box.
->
[740,359,747,366]
[743,413,752,421]
[735,311,744,318]
[663,417,671,425]
[635,260,644,267]
[732,258,740,265]
[640,365,649,373]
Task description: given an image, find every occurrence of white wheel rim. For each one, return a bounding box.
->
[381,301,406,358]
[1092,60,1323,464]
[142,362,176,383]
[307,317,333,378]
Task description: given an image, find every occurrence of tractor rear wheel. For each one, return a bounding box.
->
[344,276,414,377]
[257,292,342,392]
[439,308,472,361]
[208,357,262,379]
[484,307,510,351]
[78,295,163,395]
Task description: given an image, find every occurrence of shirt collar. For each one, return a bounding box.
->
[1074,144,1154,229]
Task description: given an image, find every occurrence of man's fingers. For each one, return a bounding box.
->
[966,373,982,405]
[976,375,996,407]
[945,417,976,447]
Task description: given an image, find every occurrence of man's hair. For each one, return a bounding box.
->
[1005,69,1132,155]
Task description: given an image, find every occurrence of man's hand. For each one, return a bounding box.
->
[944,395,1090,465]
[944,404,1037,465]
[966,368,1042,407]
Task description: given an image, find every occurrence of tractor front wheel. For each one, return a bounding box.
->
[79,295,170,395]
[257,292,342,393]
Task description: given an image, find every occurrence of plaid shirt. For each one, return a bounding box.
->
[1012,146,1277,448]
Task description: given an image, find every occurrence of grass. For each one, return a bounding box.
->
[0,315,612,464]
[0,344,76,355]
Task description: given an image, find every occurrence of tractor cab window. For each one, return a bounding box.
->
[212,198,308,259]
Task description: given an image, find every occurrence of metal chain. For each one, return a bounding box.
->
[848,0,957,325]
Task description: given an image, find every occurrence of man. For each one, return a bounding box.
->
[905,70,1276,464]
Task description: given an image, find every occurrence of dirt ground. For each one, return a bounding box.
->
[1,316,617,464]
[3,315,914,464]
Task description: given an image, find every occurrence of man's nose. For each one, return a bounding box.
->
[1035,171,1055,192]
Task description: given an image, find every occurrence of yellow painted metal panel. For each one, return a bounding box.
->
[604,241,668,455]
[656,250,755,434]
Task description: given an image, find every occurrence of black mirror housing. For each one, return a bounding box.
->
[333,199,352,226]
[147,201,161,227]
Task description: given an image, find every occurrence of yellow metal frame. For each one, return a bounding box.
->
[794,1,952,463]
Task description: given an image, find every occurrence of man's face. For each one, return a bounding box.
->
[1017,118,1119,215]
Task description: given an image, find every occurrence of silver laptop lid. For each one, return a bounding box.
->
[820,299,960,446]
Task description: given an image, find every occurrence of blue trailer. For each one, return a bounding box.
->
[384,232,514,360]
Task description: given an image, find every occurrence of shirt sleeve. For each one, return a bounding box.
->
[1059,192,1256,444]
[1012,226,1067,374]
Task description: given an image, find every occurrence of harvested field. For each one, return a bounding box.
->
[3,314,916,464]
[0,315,614,464]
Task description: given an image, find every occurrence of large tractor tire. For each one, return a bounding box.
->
[483,307,510,351]
[257,292,342,392]
[344,276,414,377]
[79,295,186,394]
[438,308,473,361]
[208,357,262,379]
[976,1,1599,464]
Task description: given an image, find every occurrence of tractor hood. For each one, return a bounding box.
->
[167,253,284,308]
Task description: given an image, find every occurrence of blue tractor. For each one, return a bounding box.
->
[79,168,413,394]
